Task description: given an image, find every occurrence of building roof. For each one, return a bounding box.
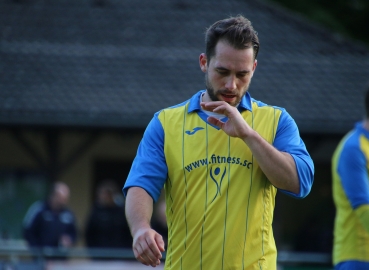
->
[1,0,368,134]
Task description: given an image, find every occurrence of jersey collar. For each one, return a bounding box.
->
[188,90,253,113]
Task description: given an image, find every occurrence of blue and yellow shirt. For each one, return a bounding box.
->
[124,90,314,270]
[332,122,369,268]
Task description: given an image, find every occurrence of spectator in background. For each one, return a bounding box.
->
[332,86,369,270]
[85,180,132,249]
[23,181,77,249]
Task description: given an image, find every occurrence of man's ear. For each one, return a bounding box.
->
[253,59,257,71]
[199,53,207,73]
[250,59,257,78]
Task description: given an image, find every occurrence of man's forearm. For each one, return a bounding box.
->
[125,187,154,236]
[242,130,300,194]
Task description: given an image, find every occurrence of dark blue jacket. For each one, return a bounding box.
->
[23,201,77,247]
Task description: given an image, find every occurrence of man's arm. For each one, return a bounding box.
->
[60,211,78,247]
[338,139,369,231]
[242,130,300,193]
[23,201,43,247]
[125,187,165,267]
[201,101,305,194]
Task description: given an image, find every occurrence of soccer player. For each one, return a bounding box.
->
[332,87,369,270]
[123,15,314,269]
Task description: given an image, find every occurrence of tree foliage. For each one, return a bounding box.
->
[267,0,369,47]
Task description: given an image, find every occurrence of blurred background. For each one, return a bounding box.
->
[0,0,369,269]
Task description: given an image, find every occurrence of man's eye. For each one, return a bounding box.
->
[237,73,247,78]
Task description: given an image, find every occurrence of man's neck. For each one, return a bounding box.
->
[202,91,211,102]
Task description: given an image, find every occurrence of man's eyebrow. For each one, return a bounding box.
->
[215,66,229,71]
[215,66,249,73]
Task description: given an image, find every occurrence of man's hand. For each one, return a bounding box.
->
[132,227,165,267]
[59,234,73,248]
[201,101,251,139]
[126,187,165,267]
[201,100,300,194]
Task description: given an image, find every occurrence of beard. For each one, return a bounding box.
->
[204,73,249,107]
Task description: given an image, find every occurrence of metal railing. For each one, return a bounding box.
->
[0,242,333,269]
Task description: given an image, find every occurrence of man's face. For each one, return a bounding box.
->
[200,40,257,106]
[51,186,70,211]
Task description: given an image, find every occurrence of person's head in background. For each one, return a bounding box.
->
[96,180,120,207]
[49,181,70,212]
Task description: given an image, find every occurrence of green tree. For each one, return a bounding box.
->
[267,0,369,47]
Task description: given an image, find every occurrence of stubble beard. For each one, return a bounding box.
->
[205,73,249,107]
[205,73,220,102]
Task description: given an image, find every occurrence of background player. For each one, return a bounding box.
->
[332,86,369,270]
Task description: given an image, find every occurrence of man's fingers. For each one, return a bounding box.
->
[201,102,234,117]
[132,228,164,267]
[155,234,166,252]
[133,247,150,266]
[133,237,162,267]
[146,235,163,259]
[134,245,159,267]
[207,117,223,128]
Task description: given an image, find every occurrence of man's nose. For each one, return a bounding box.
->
[225,76,236,90]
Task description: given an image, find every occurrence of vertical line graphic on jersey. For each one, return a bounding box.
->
[222,136,231,270]
[166,176,173,269]
[210,166,227,203]
[182,104,188,252]
[200,120,209,270]
[243,105,254,269]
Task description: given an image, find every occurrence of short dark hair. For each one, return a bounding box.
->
[365,85,369,118]
[205,15,260,62]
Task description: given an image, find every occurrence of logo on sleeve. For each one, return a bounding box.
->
[185,127,204,135]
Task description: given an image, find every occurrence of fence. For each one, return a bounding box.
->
[0,242,333,270]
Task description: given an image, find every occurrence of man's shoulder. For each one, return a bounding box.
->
[342,127,363,147]
[155,91,202,116]
[165,99,191,111]
[249,98,290,126]
[153,99,188,119]
[29,200,47,213]
[23,201,46,227]
[250,97,286,113]
[337,127,367,159]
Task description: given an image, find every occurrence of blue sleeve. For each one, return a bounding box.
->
[23,215,41,247]
[23,201,43,247]
[338,140,369,209]
[123,113,167,202]
[273,109,314,198]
